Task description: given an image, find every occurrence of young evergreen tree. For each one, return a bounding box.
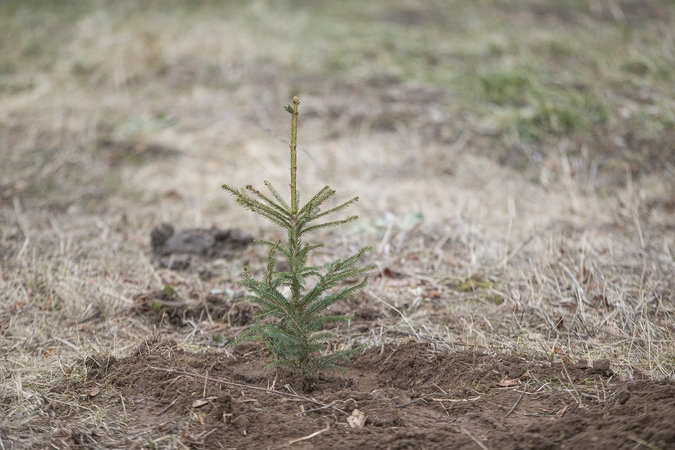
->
[222,97,375,376]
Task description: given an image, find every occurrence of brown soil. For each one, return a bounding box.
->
[132,289,258,328]
[150,223,254,269]
[33,340,672,450]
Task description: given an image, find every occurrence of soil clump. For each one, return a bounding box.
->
[150,223,254,269]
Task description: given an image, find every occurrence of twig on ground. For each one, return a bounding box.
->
[195,428,218,440]
[296,399,355,416]
[148,366,348,415]
[395,396,431,408]
[296,401,338,416]
[505,381,529,418]
[432,396,481,403]
[460,427,492,450]
[287,424,330,445]
[626,435,663,450]
[158,397,179,415]
[561,363,582,405]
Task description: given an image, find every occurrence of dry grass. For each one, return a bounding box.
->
[1,0,675,446]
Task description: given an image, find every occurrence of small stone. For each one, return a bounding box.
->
[591,359,613,377]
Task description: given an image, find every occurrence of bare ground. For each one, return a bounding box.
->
[7,337,675,449]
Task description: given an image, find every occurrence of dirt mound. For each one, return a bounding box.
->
[150,223,254,269]
[47,340,672,449]
[133,288,257,327]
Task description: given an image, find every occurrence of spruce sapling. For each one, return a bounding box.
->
[222,97,375,376]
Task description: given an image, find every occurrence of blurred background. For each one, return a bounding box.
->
[2,0,674,241]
